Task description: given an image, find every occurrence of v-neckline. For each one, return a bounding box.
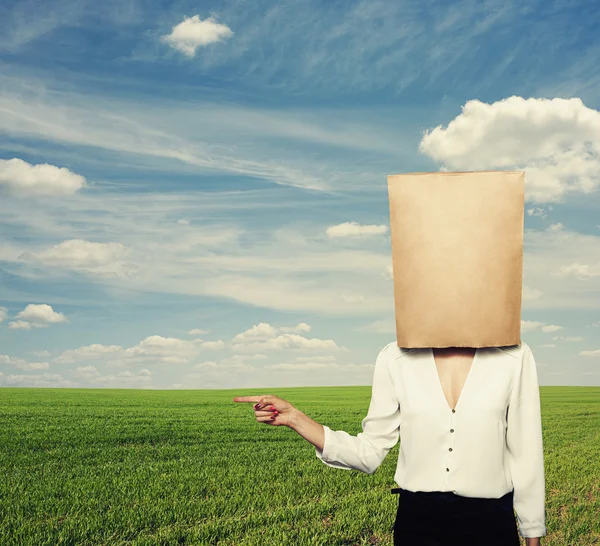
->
[429,348,478,412]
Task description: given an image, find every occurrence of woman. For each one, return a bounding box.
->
[234,341,546,546]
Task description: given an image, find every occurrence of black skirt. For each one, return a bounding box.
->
[392,487,521,546]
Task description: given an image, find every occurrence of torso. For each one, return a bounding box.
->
[433,348,476,410]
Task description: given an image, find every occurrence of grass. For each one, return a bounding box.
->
[0,386,598,545]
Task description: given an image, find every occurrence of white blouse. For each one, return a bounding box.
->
[315,341,546,539]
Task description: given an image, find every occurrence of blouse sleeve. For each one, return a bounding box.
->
[506,343,547,538]
[314,343,402,475]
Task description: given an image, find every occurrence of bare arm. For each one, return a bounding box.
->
[289,407,325,451]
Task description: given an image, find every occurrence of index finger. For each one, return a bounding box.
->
[232,396,262,403]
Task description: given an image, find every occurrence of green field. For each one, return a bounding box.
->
[0,386,598,545]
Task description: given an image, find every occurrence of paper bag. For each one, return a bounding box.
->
[387,171,524,348]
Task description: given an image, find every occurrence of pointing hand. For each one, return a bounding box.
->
[233,395,295,427]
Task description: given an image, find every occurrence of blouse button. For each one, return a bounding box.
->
[449,448,453,451]
[452,409,456,413]
[446,468,450,471]
[450,429,454,433]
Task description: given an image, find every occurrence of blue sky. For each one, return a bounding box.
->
[1,0,599,389]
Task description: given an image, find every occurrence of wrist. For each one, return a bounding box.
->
[289,407,304,429]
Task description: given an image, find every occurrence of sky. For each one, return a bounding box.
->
[0,0,599,390]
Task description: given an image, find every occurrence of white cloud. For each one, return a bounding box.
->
[73,365,101,379]
[0,354,50,370]
[527,207,552,219]
[382,264,394,281]
[8,304,67,330]
[279,323,311,333]
[0,372,74,387]
[1,350,156,387]
[78,368,154,388]
[52,334,227,368]
[14,303,67,328]
[8,320,33,330]
[0,307,8,322]
[551,336,584,342]
[521,320,564,333]
[19,239,138,278]
[125,335,198,360]
[579,349,600,357]
[522,285,543,300]
[199,340,225,350]
[54,344,123,364]
[0,158,86,197]
[326,222,388,238]
[419,96,600,203]
[188,328,210,335]
[161,15,233,57]
[231,322,279,343]
[231,332,341,353]
[541,325,564,333]
[231,322,312,343]
[552,262,600,279]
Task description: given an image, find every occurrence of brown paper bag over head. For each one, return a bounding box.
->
[387,171,524,349]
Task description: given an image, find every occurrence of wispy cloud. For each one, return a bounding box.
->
[0,0,85,52]
[2,177,600,314]
[136,0,525,94]
[0,77,408,193]
[19,240,138,278]
[0,0,143,53]
[2,0,598,103]
[326,222,388,238]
